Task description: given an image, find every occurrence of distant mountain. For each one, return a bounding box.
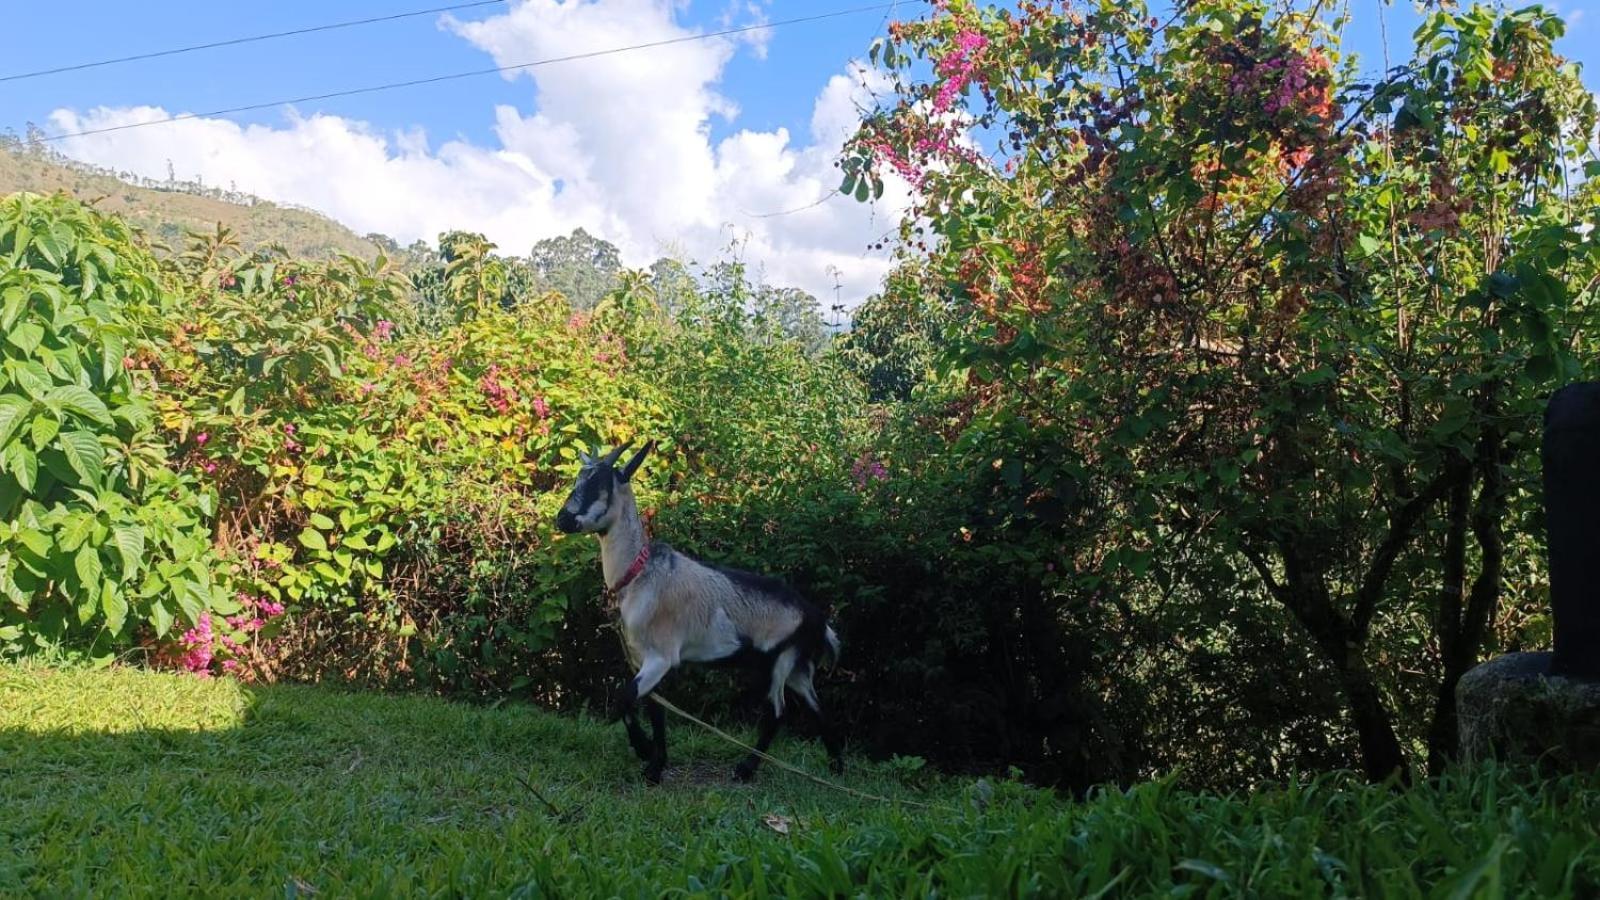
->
[0,141,383,260]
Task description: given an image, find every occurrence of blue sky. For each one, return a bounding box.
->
[3,1,1595,304]
[3,1,895,151]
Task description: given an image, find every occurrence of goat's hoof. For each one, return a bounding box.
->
[642,761,664,785]
[732,760,758,783]
[627,735,653,762]
[829,758,845,776]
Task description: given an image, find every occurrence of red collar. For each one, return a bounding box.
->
[610,542,651,593]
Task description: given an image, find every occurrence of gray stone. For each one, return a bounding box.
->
[1457,652,1600,771]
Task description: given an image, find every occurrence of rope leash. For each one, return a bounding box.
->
[605,596,956,811]
[647,692,955,812]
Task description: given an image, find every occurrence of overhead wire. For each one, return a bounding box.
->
[36,2,918,144]
[0,1,508,84]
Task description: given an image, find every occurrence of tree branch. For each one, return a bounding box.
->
[1352,463,1461,636]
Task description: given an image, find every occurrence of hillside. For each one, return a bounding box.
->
[2,664,1595,896]
[0,143,381,259]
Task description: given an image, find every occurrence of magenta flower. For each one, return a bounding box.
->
[195,432,209,446]
[375,320,394,340]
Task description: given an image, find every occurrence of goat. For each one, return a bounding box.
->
[554,441,844,784]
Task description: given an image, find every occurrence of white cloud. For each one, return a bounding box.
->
[47,0,911,306]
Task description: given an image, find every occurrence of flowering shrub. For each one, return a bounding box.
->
[846,0,1599,783]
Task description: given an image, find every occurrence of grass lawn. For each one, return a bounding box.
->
[1,664,1596,898]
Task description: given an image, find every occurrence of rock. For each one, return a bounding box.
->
[1457,651,1600,771]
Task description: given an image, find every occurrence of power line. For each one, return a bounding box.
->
[1,1,508,84]
[38,2,916,144]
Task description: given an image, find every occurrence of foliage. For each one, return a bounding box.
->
[4,663,1598,898]
[0,194,230,660]
[529,227,623,311]
[848,0,1599,783]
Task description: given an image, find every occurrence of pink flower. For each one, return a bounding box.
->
[532,396,550,419]
[851,453,890,489]
[360,382,376,396]
[195,432,209,446]
[931,30,988,114]
[393,354,411,368]
[375,320,394,340]
[203,462,218,474]
[283,423,297,436]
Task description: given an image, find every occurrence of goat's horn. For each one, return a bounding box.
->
[603,441,633,466]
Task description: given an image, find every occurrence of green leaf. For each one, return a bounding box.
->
[1356,233,1383,257]
[174,582,206,629]
[101,582,128,634]
[0,287,27,331]
[58,430,105,486]
[5,322,44,356]
[307,512,335,530]
[149,598,174,637]
[29,413,59,449]
[100,332,127,382]
[0,395,31,449]
[74,544,103,592]
[45,385,113,426]
[298,528,328,552]
[1,567,29,612]
[5,444,37,493]
[112,525,145,583]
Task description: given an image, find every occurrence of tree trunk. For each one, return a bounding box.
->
[1427,422,1506,773]
[1427,464,1473,772]
[1274,545,1412,784]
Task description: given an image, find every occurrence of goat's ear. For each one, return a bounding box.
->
[620,440,656,481]
[577,447,595,466]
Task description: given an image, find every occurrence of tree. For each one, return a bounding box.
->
[530,228,623,310]
[850,0,1598,781]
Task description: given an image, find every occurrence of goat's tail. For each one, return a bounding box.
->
[821,625,841,669]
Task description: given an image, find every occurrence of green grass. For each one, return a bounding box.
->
[1,665,1595,898]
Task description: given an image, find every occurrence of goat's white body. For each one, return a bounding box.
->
[560,442,844,781]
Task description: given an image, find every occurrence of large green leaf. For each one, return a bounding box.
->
[101,581,128,634]
[0,395,30,448]
[298,528,328,551]
[149,596,174,637]
[74,544,103,592]
[0,287,26,331]
[46,385,113,426]
[112,525,145,583]
[58,430,106,486]
[5,322,44,356]
[100,332,127,382]
[29,413,59,449]
[0,565,29,612]
[5,443,37,493]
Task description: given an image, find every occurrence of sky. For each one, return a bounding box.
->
[3,0,1595,307]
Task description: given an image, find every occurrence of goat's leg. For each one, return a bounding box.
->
[733,699,783,783]
[627,654,673,785]
[643,696,668,784]
[789,664,844,774]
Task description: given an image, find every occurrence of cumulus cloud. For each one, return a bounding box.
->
[47,0,910,306]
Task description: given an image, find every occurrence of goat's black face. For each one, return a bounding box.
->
[556,461,617,534]
[555,441,655,535]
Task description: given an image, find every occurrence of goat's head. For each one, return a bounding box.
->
[554,440,654,534]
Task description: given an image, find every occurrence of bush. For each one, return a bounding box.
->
[0,194,229,660]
